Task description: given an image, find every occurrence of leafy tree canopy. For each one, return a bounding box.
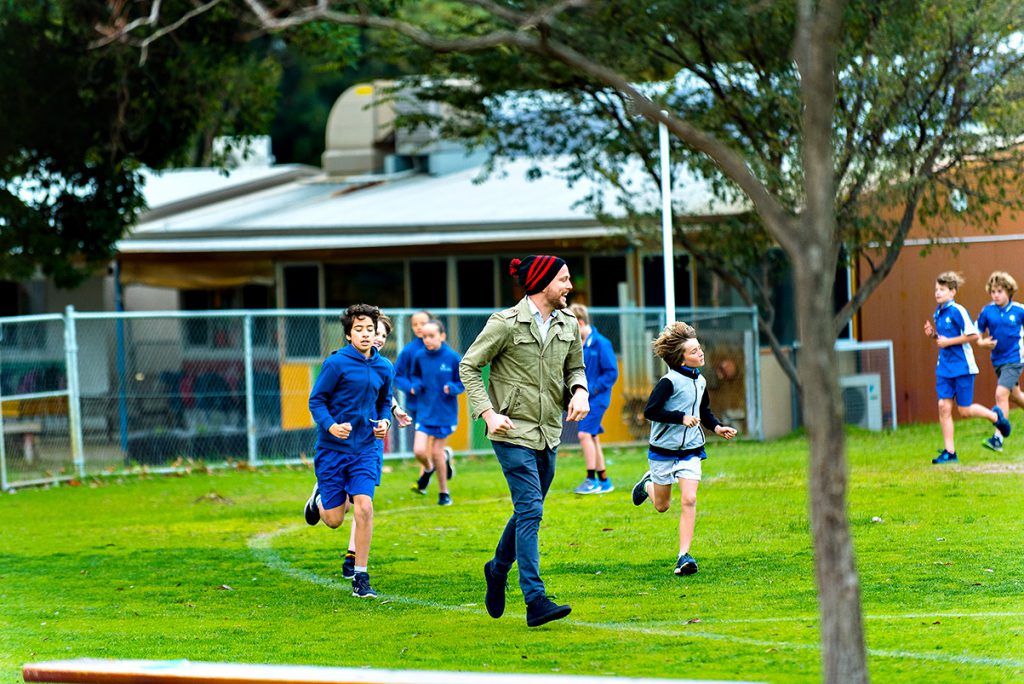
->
[0,0,284,287]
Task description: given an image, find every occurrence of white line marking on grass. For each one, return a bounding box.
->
[249,509,1024,670]
[639,611,1024,625]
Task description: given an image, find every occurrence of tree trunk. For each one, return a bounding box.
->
[793,245,868,683]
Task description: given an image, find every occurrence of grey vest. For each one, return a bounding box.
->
[648,368,707,452]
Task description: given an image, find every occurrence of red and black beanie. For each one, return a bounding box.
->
[509,255,566,295]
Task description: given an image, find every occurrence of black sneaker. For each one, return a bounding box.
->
[526,595,572,627]
[631,471,652,506]
[438,492,452,506]
[483,560,507,618]
[342,552,356,580]
[352,571,377,598]
[932,449,958,464]
[303,482,321,526]
[982,435,1003,452]
[412,469,434,495]
[674,553,698,576]
[444,447,455,480]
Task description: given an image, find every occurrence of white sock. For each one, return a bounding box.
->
[354,565,367,574]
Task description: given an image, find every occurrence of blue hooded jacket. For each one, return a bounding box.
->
[308,344,394,455]
[410,343,464,428]
[583,327,619,407]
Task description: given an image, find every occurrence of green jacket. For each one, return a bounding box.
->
[460,297,588,450]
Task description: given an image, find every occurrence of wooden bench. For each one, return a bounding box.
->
[23,659,754,684]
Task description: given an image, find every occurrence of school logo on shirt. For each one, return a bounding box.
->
[1011,315,1017,323]
[945,317,952,324]
[440,363,451,372]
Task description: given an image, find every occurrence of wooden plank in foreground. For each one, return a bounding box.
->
[23,659,762,684]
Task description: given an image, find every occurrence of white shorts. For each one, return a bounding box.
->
[648,456,702,485]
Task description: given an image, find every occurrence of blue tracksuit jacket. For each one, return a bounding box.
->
[410,343,464,428]
[308,344,394,455]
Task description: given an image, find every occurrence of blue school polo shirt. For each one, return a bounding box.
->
[933,300,979,378]
[975,301,1024,367]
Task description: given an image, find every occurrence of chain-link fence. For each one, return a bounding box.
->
[0,306,762,489]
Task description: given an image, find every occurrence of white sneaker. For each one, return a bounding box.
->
[444,446,455,480]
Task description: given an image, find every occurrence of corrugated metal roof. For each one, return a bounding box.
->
[122,157,745,254]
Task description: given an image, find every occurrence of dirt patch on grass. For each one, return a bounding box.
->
[957,462,1024,474]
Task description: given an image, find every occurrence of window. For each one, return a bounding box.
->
[642,254,692,309]
[283,265,321,357]
[324,262,404,309]
[457,259,495,308]
[588,256,627,306]
[409,260,448,308]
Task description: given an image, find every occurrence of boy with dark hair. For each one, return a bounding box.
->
[924,272,1010,463]
[632,321,736,576]
[304,303,394,598]
[410,319,464,505]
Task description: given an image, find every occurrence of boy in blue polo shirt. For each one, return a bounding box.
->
[569,304,620,494]
[304,303,394,598]
[410,319,464,505]
[923,272,1010,464]
[975,271,1024,452]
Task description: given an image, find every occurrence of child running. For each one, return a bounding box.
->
[923,271,1011,464]
[396,310,454,491]
[409,319,464,505]
[569,303,620,494]
[974,271,1024,452]
[631,321,736,576]
[340,313,412,580]
[304,303,394,598]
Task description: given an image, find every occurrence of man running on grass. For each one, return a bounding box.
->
[460,255,589,627]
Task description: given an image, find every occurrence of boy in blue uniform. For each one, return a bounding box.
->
[569,304,620,494]
[303,303,394,598]
[410,319,465,505]
[975,271,1024,452]
[631,321,736,576]
[923,272,1010,464]
[340,313,412,580]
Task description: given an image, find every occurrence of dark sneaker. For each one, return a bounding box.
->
[444,447,455,480]
[526,595,572,627]
[932,449,958,464]
[982,435,1004,453]
[303,482,321,526]
[438,492,452,506]
[483,560,507,618]
[674,553,699,576]
[631,471,652,506]
[351,572,377,598]
[993,406,1012,437]
[412,469,433,495]
[342,552,356,580]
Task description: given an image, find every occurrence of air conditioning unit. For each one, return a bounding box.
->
[839,373,883,431]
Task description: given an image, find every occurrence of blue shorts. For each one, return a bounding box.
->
[415,423,456,439]
[578,403,609,436]
[375,441,384,487]
[936,374,975,406]
[314,445,380,509]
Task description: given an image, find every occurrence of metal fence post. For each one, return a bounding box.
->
[64,306,86,478]
[0,330,7,491]
[243,313,258,466]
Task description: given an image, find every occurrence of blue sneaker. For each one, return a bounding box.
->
[993,406,1012,437]
[932,449,958,464]
[574,478,599,494]
[982,435,1003,452]
[597,478,614,494]
[352,572,377,598]
[674,553,698,576]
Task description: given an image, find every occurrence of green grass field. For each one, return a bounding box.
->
[2,422,1022,683]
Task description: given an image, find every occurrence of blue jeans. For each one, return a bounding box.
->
[490,440,557,604]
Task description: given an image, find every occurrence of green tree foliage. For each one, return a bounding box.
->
[0,0,282,287]
[382,0,1024,383]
